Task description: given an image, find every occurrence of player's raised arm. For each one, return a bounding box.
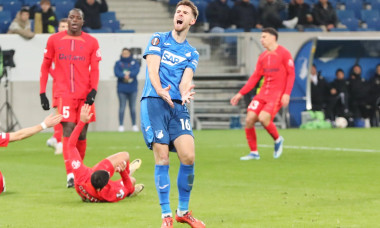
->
[68,104,93,149]
[146,54,174,108]
[9,113,62,142]
[80,104,94,124]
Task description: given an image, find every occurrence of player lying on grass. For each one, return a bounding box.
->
[67,104,144,202]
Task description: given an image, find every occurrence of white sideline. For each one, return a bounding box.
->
[258,144,380,153]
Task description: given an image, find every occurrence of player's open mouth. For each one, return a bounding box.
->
[176,19,183,25]
[72,24,78,29]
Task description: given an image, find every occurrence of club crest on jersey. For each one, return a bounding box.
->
[151,37,160,46]
[72,160,81,169]
[161,50,186,66]
[96,49,101,58]
[155,130,164,139]
[288,59,294,67]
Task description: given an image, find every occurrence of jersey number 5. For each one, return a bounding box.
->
[63,106,70,119]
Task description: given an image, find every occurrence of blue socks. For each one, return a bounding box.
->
[155,165,171,215]
[155,163,195,215]
[177,163,194,211]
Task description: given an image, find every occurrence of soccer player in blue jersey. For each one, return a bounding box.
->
[140,1,205,228]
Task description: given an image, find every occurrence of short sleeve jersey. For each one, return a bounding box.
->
[142,31,199,100]
[0,133,10,147]
[42,31,101,99]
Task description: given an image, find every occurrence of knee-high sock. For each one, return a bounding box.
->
[62,137,73,175]
[155,165,171,215]
[177,163,194,211]
[53,123,63,143]
[76,139,87,160]
[264,122,279,140]
[245,127,257,151]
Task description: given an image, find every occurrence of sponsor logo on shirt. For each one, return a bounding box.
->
[164,43,171,46]
[59,54,86,61]
[161,51,186,66]
[264,68,280,73]
[185,52,191,57]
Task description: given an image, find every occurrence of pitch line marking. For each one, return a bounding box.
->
[258,144,380,153]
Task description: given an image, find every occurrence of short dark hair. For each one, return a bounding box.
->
[336,68,344,74]
[262,27,278,41]
[91,170,110,190]
[69,8,84,20]
[122,47,130,52]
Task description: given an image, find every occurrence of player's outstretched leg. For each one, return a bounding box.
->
[274,136,284,159]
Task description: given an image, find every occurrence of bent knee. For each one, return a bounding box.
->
[180,154,195,165]
[258,115,270,126]
[245,118,255,128]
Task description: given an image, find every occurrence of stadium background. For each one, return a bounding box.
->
[1,31,379,132]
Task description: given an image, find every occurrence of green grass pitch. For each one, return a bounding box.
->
[1,128,380,227]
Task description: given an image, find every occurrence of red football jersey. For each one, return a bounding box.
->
[239,45,295,101]
[68,122,134,202]
[0,132,10,147]
[40,31,101,99]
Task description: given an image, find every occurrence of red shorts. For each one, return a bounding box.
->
[247,97,282,121]
[92,159,115,177]
[55,97,96,123]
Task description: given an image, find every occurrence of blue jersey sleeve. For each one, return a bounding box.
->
[187,50,199,73]
[143,33,164,59]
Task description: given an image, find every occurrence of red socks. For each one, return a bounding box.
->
[245,127,257,152]
[53,123,63,143]
[264,122,280,140]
